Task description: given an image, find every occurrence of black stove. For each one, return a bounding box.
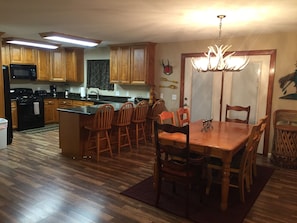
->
[10,88,45,131]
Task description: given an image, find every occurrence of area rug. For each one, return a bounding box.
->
[20,124,59,134]
[121,165,274,223]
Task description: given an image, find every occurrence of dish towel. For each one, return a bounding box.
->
[33,102,40,115]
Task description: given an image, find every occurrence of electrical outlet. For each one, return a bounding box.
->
[172,94,177,100]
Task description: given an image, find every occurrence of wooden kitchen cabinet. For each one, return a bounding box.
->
[44,98,58,124]
[11,101,18,129]
[65,48,84,83]
[72,100,94,107]
[109,42,155,85]
[37,49,52,81]
[9,45,37,64]
[51,49,66,82]
[110,46,130,84]
[58,99,73,108]
[1,45,11,65]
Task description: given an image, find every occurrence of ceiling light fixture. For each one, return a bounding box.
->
[39,32,101,47]
[191,15,249,72]
[4,37,59,49]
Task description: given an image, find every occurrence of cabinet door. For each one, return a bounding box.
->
[37,50,51,81]
[109,47,120,83]
[44,99,58,124]
[118,46,131,84]
[109,46,130,84]
[130,45,147,84]
[1,45,10,65]
[11,101,18,129]
[10,45,37,64]
[51,49,66,82]
[65,48,84,83]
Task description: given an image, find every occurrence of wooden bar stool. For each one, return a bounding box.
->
[83,104,114,161]
[146,99,166,142]
[111,102,134,154]
[131,100,149,149]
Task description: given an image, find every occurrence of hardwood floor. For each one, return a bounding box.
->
[0,128,296,223]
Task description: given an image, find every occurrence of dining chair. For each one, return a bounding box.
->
[158,111,176,125]
[176,107,190,127]
[83,104,114,161]
[130,100,149,149]
[154,121,206,217]
[225,104,251,124]
[111,102,134,154]
[250,115,268,183]
[146,99,167,142]
[206,121,262,203]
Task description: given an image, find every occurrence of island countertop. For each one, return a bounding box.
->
[57,101,126,115]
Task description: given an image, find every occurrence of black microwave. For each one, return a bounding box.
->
[10,64,37,80]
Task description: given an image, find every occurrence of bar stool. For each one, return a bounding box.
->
[131,100,149,149]
[111,102,134,154]
[146,99,166,142]
[83,104,114,161]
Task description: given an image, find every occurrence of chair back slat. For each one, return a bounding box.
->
[93,104,114,130]
[225,104,251,124]
[132,100,149,123]
[115,102,134,126]
[176,107,190,126]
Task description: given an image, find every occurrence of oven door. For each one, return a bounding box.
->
[17,99,44,131]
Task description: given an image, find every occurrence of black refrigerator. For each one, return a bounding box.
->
[2,65,13,144]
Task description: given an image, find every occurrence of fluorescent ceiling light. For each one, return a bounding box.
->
[4,37,59,49]
[39,32,101,47]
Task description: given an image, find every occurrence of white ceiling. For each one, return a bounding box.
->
[1,0,297,48]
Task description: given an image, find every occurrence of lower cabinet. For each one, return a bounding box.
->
[11,101,18,129]
[44,99,58,124]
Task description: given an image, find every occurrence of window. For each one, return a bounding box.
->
[87,60,114,90]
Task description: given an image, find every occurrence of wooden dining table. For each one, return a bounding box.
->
[158,120,252,211]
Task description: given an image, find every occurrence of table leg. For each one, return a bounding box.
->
[221,154,232,211]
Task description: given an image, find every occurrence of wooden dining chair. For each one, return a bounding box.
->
[83,104,114,161]
[146,99,167,142]
[158,111,176,125]
[250,115,268,183]
[154,121,206,217]
[206,121,262,203]
[111,102,134,154]
[225,104,251,124]
[130,100,149,149]
[176,107,190,127]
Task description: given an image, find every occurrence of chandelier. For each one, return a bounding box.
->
[191,15,249,72]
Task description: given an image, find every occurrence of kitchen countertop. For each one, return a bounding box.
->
[57,101,127,115]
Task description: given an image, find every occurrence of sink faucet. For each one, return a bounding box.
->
[88,88,100,100]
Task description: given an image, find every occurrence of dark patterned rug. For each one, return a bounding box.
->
[121,165,274,223]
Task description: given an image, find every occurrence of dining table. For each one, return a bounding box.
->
[158,119,252,211]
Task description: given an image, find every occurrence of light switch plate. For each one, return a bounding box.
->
[172,94,177,100]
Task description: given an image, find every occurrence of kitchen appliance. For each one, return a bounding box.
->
[9,64,37,80]
[50,85,57,97]
[2,65,13,144]
[10,88,44,131]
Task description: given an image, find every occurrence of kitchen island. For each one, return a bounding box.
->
[58,101,125,159]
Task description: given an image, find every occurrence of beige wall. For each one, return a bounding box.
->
[154,31,297,152]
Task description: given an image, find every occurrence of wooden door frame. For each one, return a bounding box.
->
[180,49,276,156]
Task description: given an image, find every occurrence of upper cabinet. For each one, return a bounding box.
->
[51,49,66,82]
[1,44,84,83]
[9,45,37,64]
[37,49,52,81]
[109,42,155,85]
[65,48,84,83]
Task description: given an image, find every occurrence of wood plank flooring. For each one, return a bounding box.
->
[0,129,296,223]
